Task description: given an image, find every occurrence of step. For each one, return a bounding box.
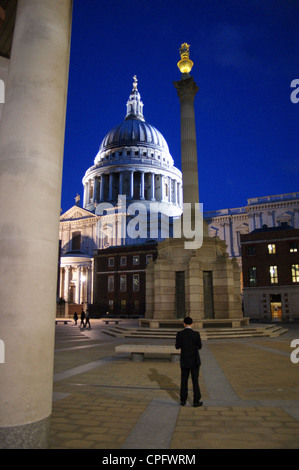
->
[103,321,288,339]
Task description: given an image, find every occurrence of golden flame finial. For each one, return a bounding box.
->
[177,43,194,74]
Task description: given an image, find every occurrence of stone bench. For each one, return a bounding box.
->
[115,344,180,362]
[103,320,122,325]
[55,320,72,325]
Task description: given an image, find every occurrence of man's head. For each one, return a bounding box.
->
[183,316,193,327]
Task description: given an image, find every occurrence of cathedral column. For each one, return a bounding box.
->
[151,173,155,201]
[59,267,64,299]
[108,173,113,200]
[86,180,91,204]
[64,266,71,302]
[0,0,72,449]
[130,170,134,199]
[119,171,123,196]
[100,175,104,201]
[140,171,145,199]
[161,175,165,201]
[83,182,87,206]
[76,266,81,304]
[168,177,172,203]
[86,267,92,304]
[173,180,178,205]
[93,176,99,202]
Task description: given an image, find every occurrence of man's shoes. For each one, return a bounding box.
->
[194,401,203,407]
[180,401,186,406]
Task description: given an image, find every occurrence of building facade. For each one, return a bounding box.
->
[93,242,158,316]
[241,226,299,321]
[205,192,299,269]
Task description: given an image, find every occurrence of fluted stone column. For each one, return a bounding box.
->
[100,175,104,201]
[130,170,134,199]
[174,69,209,237]
[173,76,199,205]
[0,0,72,448]
[151,173,155,201]
[64,266,71,302]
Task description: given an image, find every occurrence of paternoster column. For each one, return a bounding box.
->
[0,0,72,448]
[173,43,199,205]
[174,43,208,237]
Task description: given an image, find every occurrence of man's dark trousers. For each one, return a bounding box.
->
[180,365,201,403]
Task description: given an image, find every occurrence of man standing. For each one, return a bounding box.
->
[175,316,203,407]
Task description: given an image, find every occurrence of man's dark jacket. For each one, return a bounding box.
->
[175,327,202,368]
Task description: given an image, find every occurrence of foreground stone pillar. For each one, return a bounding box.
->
[0,0,72,448]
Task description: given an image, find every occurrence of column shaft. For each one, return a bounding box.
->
[0,0,72,449]
[174,77,199,205]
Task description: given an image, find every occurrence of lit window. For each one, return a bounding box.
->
[133,255,139,265]
[108,300,114,310]
[120,275,127,292]
[269,266,278,284]
[249,267,257,286]
[121,300,126,310]
[133,274,140,292]
[291,265,299,283]
[268,244,276,254]
[108,276,114,292]
[290,243,298,253]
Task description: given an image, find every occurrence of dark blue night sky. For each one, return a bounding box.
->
[61,0,299,214]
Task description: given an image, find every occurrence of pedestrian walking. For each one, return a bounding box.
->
[84,310,91,329]
[175,316,203,407]
[73,311,78,325]
[80,309,85,328]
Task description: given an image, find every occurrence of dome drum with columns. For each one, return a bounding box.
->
[82,76,183,220]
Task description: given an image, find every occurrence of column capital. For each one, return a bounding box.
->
[173,76,199,101]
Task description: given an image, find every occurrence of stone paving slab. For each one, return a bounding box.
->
[50,320,299,450]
